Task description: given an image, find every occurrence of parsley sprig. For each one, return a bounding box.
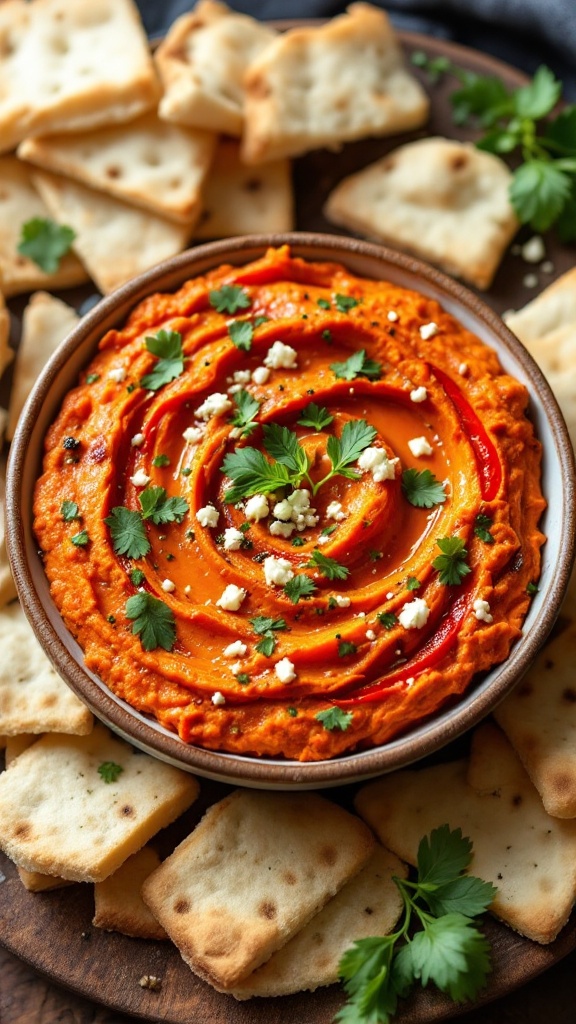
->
[412,56,576,238]
[18,217,75,273]
[209,284,251,314]
[433,536,471,585]
[316,706,353,731]
[337,825,496,1024]
[125,592,176,651]
[401,469,447,509]
[331,349,382,381]
[250,615,287,656]
[140,330,184,391]
[306,549,349,581]
[284,575,317,603]
[297,402,334,430]
[229,389,261,437]
[105,488,189,559]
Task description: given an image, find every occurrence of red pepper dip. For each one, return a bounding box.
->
[33,246,545,761]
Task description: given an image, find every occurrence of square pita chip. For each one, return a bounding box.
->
[194,140,293,238]
[0,724,200,882]
[0,601,93,736]
[19,114,217,226]
[505,268,576,449]
[93,846,168,940]
[0,0,160,154]
[355,724,576,944]
[0,156,88,296]
[32,171,192,295]
[155,0,277,136]
[142,789,375,987]
[242,3,429,164]
[325,136,519,290]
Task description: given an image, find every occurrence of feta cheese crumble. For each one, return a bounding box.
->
[521,236,545,263]
[264,340,298,369]
[223,640,247,658]
[216,584,246,611]
[387,310,399,322]
[264,556,294,586]
[195,392,232,421]
[407,436,433,458]
[196,505,219,528]
[357,446,397,482]
[161,579,175,593]
[326,501,346,521]
[419,321,438,340]
[130,468,150,487]
[108,366,126,382]
[398,597,430,630]
[473,598,494,624]
[275,657,297,683]
[211,691,226,706]
[410,386,428,403]
[131,433,145,447]
[244,494,270,522]
[252,366,270,385]
[366,629,376,641]
[269,520,295,538]
[223,527,244,551]
[182,425,204,445]
[334,595,351,608]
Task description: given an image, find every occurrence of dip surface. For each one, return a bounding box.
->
[34,246,545,761]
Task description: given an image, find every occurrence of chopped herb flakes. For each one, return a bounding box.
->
[337,640,358,657]
[140,330,184,391]
[316,706,353,731]
[284,575,317,603]
[401,468,447,509]
[61,500,80,521]
[97,761,123,784]
[18,217,75,273]
[228,320,253,352]
[330,349,382,381]
[433,536,471,585]
[125,592,176,652]
[209,284,251,314]
[474,513,495,543]
[71,530,89,547]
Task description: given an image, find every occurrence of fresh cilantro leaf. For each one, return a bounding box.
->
[17,217,75,273]
[408,914,492,1003]
[221,446,292,502]
[250,616,287,634]
[337,937,398,1024]
[229,389,261,437]
[451,75,513,127]
[541,106,576,157]
[377,612,398,629]
[140,329,184,390]
[432,536,471,586]
[61,500,80,521]
[527,581,539,595]
[228,320,254,351]
[86,373,100,384]
[97,761,124,784]
[71,530,89,547]
[317,297,331,309]
[330,349,382,381]
[292,536,306,547]
[130,568,146,586]
[139,487,189,525]
[334,294,361,313]
[152,454,170,467]
[423,875,497,919]
[297,402,334,430]
[474,513,495,544]
[514,65,562,120]
[557,183,576,242]
[406,576,421,591]
[322,524,338,537]
[284,575,317,603]
[417,824,472,886]
[125,592,176,651]
[306,549,349,581]
[209,284,251,314]
[410,50,453,84]
[253,315,269,327]
[510,159,572,232]
[255,633,277,656]
[263,423,310,477]
[401,468,447,509]
[337,640,358,657]
[315,706,353,731]
[105,506,150,559]
[287,706,298,716]
[236,672,250,685]
[327,419,377,476]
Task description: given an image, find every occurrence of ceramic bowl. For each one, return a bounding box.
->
[6,233,575,788]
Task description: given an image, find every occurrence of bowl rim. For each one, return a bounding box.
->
[6,232,576,788]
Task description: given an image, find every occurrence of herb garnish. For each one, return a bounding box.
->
[140,330,184,391]
[228,320,254,351]
[97,761,124,784]
[284,575,317,603]
[17,217,75,273]
[250,616,288,656]
[306,549,349,581]
[474,513,495,544]
[330,349,382,381]
[297,402,334,430]
[71,530,89,547]
[130,568,146,586]
[334,294,361,313]
[125,592,176,651]
[401,469,447,509]
[337,825,495,1024]
[316,706,353,731]
[527,581,539,595]
[152,454,171,467]
[209,284,251,314]
[229,389,261,436]
[378,612,398,629]
[105,507,150,559]
[406,576,421,591]
[61,500,80,521]
[139,487,189,525]
[337,640,358,657]
[433,537,471,585]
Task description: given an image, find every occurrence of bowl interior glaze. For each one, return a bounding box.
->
[6,233,576,788]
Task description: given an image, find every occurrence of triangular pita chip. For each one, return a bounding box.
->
[93,846,167,940]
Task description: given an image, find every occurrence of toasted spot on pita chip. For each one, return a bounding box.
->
[93,846,168,940]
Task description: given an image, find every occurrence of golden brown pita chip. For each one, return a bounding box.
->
[93,846,167,940]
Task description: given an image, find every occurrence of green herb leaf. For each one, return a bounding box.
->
[140,329,184,391]
[61,500,80,521]
[283,575,317,603]
[71,530,89,547]
[406,576,421,591]
[306,549,349,581]
[209,284,251,314]
[330,349,382,381]
[417,824,473,886]
[152,454,171,467]
[513,65,562,120]
[255,633,277,656]
[377,612,398,629]
[432,536,471,586]
[408,914,492,1003]
[297,402,334,430]
[250,616,288,634]
[315,706,353,731]
[221,446,292,503]
[527,581,539,595]
[337,640,358,657]
[139,487,189,525]
[228,320,254,351]
[263,423,310,477]
[334,294,361,313]
[326,419,377,479]
[130,568,146,586]
[229,389,261,436]
[423,875,498,919]
[317,297,331,310]
[510,159,572,232]
[17,217,75,273]
[125,592,176,651]
[401,468,447,509]
[97,761,124,784]
[105,506,150,559]
[474,513,495,544]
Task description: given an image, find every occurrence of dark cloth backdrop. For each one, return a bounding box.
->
[137,0,576,99]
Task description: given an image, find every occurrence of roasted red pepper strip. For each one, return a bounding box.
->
[430,363,502,502]
[334,589,471,706]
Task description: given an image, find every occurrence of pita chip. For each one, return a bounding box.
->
[505,268,576,449]
[156,0,277,136]
[225,846,406,999]
[0,601,93,736]
[194,140,293,238]
[4,733,38,767]
[0,291,13,382]
[142,790,375,987]
[0,724,200,882]
[0,157,88,297]
[19,114,216,226]
[355,724,576,944]
[242,4,429,164]
[0,0,159,154]
[8,292,79,440]
[93,846,167,940]
[32,171,191,295]
[325,136,518,289]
